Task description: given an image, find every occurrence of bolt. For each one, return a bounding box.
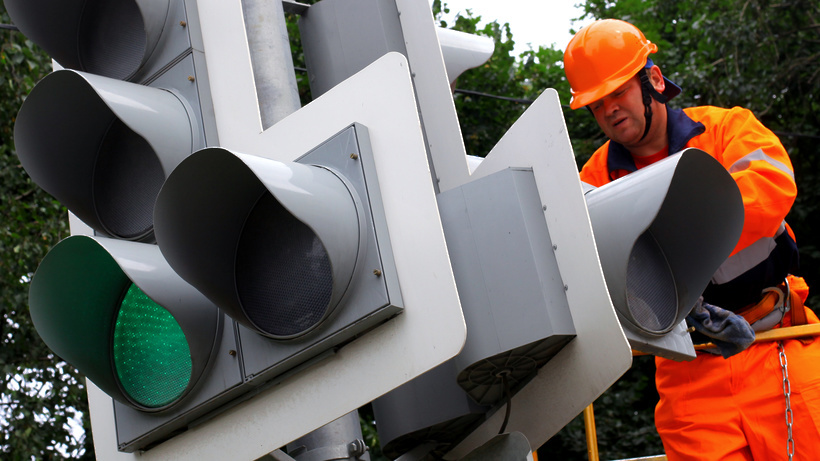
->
[228,350,237,357]
[348,439,368,457]
[188,75,195,82]
[350,153,359,160]
[373,269,382,277]
[179,20,187,27]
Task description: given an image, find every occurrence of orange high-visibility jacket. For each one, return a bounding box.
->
[580,105,799,310]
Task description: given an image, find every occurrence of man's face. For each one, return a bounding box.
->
[588,76,647,148]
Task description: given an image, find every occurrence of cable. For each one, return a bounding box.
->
[454,88,535,105]
[454,87,820,140]
[497,372,512,435]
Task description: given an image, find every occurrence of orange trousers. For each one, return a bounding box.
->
[655,307,820,460]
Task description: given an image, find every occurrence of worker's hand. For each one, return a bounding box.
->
[686,297,755,358]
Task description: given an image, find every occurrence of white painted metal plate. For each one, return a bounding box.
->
[395,0,473,191]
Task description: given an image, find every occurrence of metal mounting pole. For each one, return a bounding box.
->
[257,411,369,460]
[241,0,301,129]
[275,411,370,461]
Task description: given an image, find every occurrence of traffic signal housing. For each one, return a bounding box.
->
[373,358,490,459]
[154,123,403,382]
[584,148,745,359]
[8,0,216,244]
[7,0,227,452]
[299,0,493,97]
[5,0,195,82]
[374,166,578,458]
[13,69,207,242]
[438,168,577,405]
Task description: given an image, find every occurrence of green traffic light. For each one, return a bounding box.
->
[113,283,192,409]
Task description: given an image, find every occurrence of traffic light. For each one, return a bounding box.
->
[583,148,745,360]
[438,168,577,405]
[5,0,196,82]
[374,167,578,458]
[436,27,496,86]
[373,358,490,459]
[7,0,229,452]
[13,69,207,243]
[27,235,223,412]
[153,123,402,382]
[8,0,216,245]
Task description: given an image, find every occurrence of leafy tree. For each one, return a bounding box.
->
[433,0,603,163]
[0,6,92,459]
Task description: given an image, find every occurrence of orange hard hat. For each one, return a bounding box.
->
[564,19,658,110]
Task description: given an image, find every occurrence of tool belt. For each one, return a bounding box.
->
[735,278,808,332]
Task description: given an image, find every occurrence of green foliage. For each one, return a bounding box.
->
[359,404,389,461]
[285,0,320,106]
[436,1,603,163]
[0,6,91,459]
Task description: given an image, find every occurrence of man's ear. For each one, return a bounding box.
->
[649,65,666,93]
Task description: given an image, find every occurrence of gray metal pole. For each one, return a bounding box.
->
[241,0,301,129]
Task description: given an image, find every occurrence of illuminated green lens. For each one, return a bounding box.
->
[113,284,192,408]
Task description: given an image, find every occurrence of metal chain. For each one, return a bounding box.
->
[778,340,795,460]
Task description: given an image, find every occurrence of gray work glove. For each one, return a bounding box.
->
[686,297,755,359]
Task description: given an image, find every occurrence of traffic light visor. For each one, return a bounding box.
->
[585,148,744,337]
[155,148,361,339]
[14,70,197,242]
[5,0,173,81]
[29,236,220,411]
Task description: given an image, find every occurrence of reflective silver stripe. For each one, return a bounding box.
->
[729,148,795,180]
[712,221,787,284]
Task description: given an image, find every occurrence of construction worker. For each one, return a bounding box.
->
[563,19,820,460]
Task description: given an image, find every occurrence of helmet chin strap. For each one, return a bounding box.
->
[637,68,669,141]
